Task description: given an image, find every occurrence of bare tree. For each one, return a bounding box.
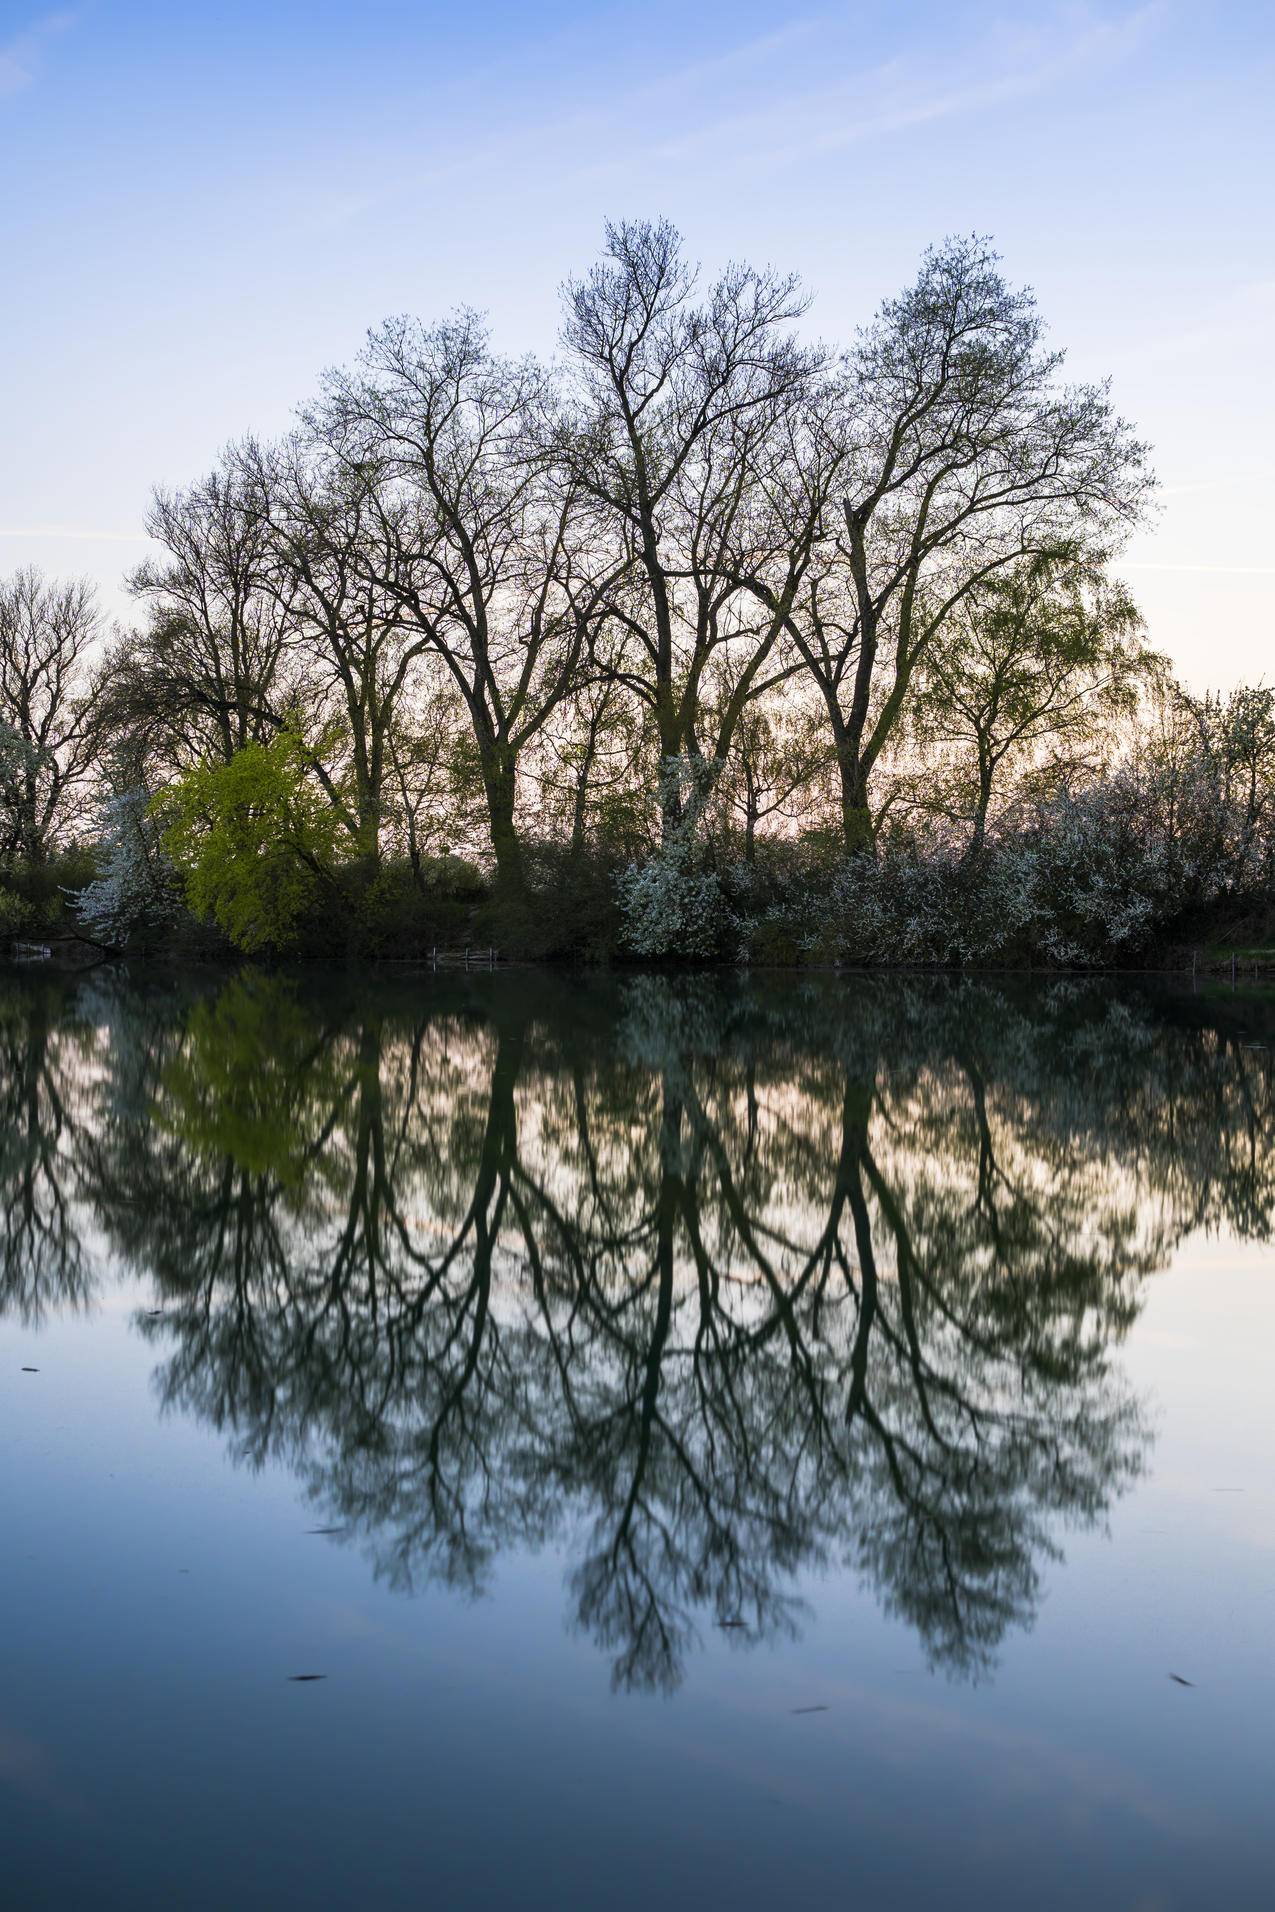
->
[786,236,1153,851]
[0,567,103,863]
[718,696,833,862]
[234,434,420,876]
[383,675,475,886]
[558,219,829,847]
[116,462,293,775]
[531,666,655,862]
[312,312,611,897]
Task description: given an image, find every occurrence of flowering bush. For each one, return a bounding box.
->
[76,788,184,947]
[1016,781,1173,965]
[723,770,1243,971]
[617,854,731,959]
[617,757,736,959]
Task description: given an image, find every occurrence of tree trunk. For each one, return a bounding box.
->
[568,710,603,865]
[963,753,994,866]
[347,727,383,884]
[481,744,524,900]
[838,749,874,855]
[656,684,684,848]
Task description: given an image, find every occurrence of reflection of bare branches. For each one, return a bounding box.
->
[8,968,1273,1690]
[0,980,95,1322]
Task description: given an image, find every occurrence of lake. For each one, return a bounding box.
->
[1,967,1271,1909]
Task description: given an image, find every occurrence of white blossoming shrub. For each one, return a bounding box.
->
[75,788,185,946]
[617,854,732,959]
[828,850,1031,966]
[723,773,1208,970]
[617,757,738,959]
[1017,780,1176,966]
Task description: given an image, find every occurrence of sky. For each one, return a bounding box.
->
[1,0,1272,688]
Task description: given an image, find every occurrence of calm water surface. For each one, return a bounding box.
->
[1,968,1272,1909]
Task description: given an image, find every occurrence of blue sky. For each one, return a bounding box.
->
[1,0,1272,684]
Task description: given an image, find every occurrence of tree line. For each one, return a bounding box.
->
[2,221,1273,962]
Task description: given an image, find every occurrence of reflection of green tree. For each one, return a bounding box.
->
[10,968,1275,1690]
[157,973,350,1189]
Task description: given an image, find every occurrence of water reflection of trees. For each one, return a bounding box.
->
[0,978,97,1321]
[4,969,1274,1690]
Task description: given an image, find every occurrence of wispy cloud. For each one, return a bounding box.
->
[0,523,150,543]
[279,2,1164,236]
[0,9,76,100]
[584,2,1165,184]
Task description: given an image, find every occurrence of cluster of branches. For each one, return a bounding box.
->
[0,568,103,867]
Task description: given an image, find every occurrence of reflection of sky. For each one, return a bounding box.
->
[1,1,1272,689]
[2,1243,1271,1909]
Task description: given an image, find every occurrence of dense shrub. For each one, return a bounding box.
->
[342,855,486,956]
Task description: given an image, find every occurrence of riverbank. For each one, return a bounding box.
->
[9,926,1275,982]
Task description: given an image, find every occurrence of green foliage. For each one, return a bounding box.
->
[154,731,342,954]
[343,854,487,955]
[1,849,100,938]
[415,853,486,898]
[0,884,36,937]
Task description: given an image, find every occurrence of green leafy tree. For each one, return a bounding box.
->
[155,728,342,952]
[902,552,1152,857]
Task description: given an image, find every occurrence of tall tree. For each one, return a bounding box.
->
[312,313,607,897]
[235,434,418,877]
[0,567,102,863]
[718,696,832,862]
[788,236,1152,850]
[118,462,293,774]
[558,219,829,846]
